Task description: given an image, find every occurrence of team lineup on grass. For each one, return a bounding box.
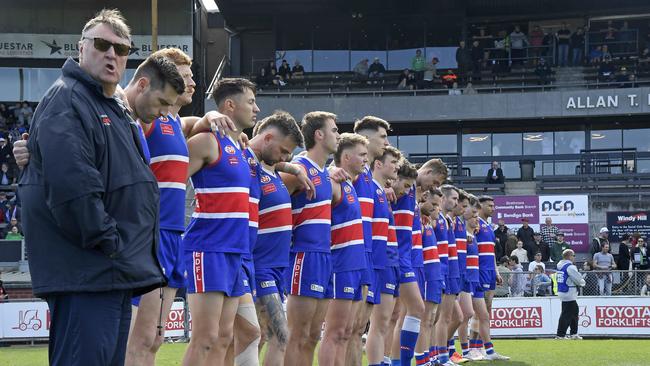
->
[9,8,636,366]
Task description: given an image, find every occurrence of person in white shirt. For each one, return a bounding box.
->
[511,240,528,265]
[527,252,546,272]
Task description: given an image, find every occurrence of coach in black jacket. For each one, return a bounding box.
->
[18,10,167,366]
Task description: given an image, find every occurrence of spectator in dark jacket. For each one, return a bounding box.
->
[19,10,170,365]
[277,59,292,81]
[517,218,535,250]
[0,162,14,185]
[494,218,510,260]
[535,57,552,85]
[0,137,12,165]
[368,57,386,82]
[617,234,631,272]
[486,160,504,184]
[456,40,473,83]
[590,227,610,259]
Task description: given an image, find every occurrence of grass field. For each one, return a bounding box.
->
[0,339,648,366]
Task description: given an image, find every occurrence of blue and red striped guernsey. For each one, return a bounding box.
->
[371,179,391,269]
[290,156,332,253]
[454,216,467,275]
[411,204,423,267]
[387,211,399,267]
[466,233,480,282]
[476,217,497,271]
[446,214,460,279]
[330,180,366,272]
[145,114,189,232]
[422,215,442,281]
[183,134,250,253]
[244,148,261,258]
[433,212,449,276]
[392,186,415,271]
[353,165,374,253]
[252,165,293,269]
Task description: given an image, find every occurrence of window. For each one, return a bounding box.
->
[397,135,428,158]
[492,133,522,156]
[591,129,622,150]
[554,131,585,154]
[624,128,650,152]
[428,134,457,154]
[523,132,554,155]
[388,135,398,148]
[462,134,491,156]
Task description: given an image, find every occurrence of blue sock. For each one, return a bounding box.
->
[369,364,382,366]
[485,341,495,355]
[448,338,455,357]
[438,346,449,363]
[400,316,421,366]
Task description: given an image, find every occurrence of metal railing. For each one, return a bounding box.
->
[495,269,650,298]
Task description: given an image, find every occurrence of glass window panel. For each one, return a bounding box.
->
[462,164,486,178]
[591,129,622,150]
[555,161,580,175]
[462,134,491,157]
[501,161,520,179]
[428,134,457,154]
[542,161,554,175]
[523,132,554,155]
[637,158,650,173]
[554,131,585,154]
[624,128,650,152]
[492,133,522,156]
[397,135,428,158]
[275,50,313,72]
[313,50,350,72]
[388,135,398,148]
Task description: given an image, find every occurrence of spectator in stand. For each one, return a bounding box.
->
[511,240,528,265]
[509,25,528,67]
[368,57,386,83]
[556,23,572,67]
[441,69,458,89]
[0,279,8,300]
[551,232,571,262]
[641,274,650,296]
[291,60,305,80]
[598,58,615,82]
[456,40,473,83]
[448,82,462,95]
[495,256,511,297]
[277,59,292,81]
[397,69,415,90]
[528,25,545,65]
[535,57,552,85]
[0,104,9,121]
[504,234,519,258]
[616,66,636,88]
[531,264,552,296]
[485,160,504,184]
[264,60,277,77]
[526,232,544,262]
[589,45,603,65]
[601,44,612,61]
[4,225,23,240]
[17,102,33,127]
[632,237,649,271]
[0,162,14,185]
[570,27,586,66]
[256,68,271,87]
[411,49,427,81]
[617,234,632,273]
[463,82,477,95]
[0,137,12,165]
[517,217,535,250]
[508,255,526,297]
[353,58,369,83]
[5,217,22,235]
[593,243,616,296]
[471,40,483,80]
[555,249,585,339]
[540,217,560,248]
[5,202,20,224]
[420,57,439,88]
[581,261,599,296]
[528,252,546,272]
[603,24,617,55]
[269,68,285,86]
[494,219,509,259]
[472,27,493,63]
[590,227,610,258]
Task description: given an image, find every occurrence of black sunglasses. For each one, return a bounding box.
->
[83,37,131,56]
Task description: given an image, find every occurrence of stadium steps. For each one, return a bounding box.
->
[553,66,587,90]
[505,181,536,195]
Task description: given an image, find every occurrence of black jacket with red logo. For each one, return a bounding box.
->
[19,58,165,297]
